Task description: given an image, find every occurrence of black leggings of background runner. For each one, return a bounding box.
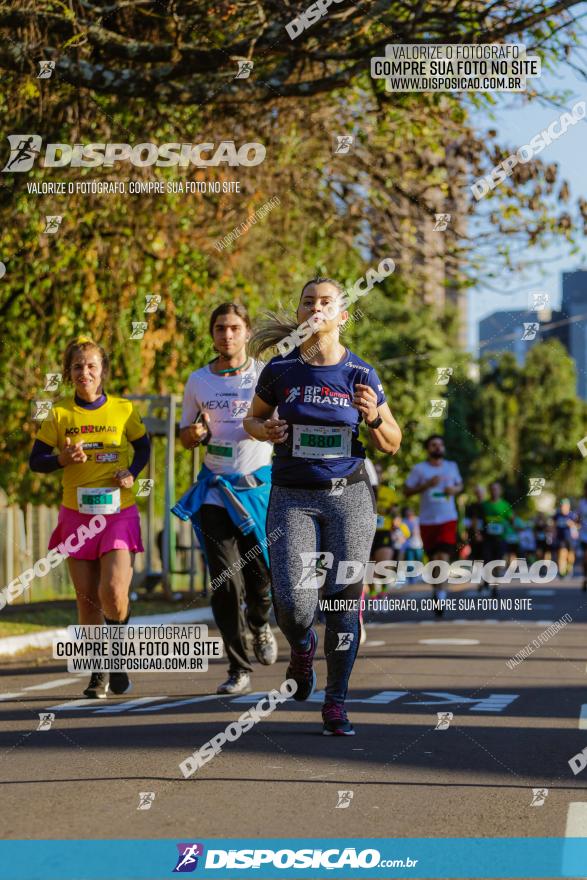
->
[197,504,272,674]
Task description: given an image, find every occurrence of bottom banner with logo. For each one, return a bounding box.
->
[0,838,586,878]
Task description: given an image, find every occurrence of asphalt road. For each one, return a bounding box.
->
[2,577,587,853]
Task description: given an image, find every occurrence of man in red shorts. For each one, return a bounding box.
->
[404,435,463,616]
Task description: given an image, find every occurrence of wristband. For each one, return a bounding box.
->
[366,415,383,429]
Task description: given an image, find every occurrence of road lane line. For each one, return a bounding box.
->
[46,698,98,711]
[94,697,163,714]
[419,638,480,645]
[135,695,223,712]
[0,692,24,702]
[25,677,82,691]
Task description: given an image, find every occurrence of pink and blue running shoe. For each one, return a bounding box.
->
[322,702,355,736]
[286,628,318,701]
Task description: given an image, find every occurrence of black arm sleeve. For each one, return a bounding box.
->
[29,439,62,473]
[128,433,151,479]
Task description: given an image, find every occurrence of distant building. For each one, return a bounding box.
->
[478,271,587,398]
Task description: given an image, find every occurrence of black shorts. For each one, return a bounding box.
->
[555,537,574,551]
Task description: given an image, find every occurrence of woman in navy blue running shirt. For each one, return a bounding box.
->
[244,277,401,735]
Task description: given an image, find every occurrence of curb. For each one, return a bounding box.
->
[0,606,215,658]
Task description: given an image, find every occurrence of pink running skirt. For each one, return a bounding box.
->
[48,505,144,561]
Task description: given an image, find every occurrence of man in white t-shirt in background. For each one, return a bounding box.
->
[404,434,463,616]
[177,303,278,695]
[578,481,587,591]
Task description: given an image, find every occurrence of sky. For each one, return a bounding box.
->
[467,61,587,352]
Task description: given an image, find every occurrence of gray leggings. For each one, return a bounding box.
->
[267,477,377,705]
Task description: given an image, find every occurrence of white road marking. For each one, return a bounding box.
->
[47,696,166,712]
[135,695,223,712]
[47,698,101,711]
[94,697,163,714]
[419,639,480,645]
[364,640,386,647]
[0,677,84,703]
[579,705,587,730]
[403,692,518,712]
[0,692,24,702]
[565,802,587,836]
[26,677,82,691]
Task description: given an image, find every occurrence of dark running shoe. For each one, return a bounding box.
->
[83,672,109,699]
[216,671,252,695]
[286,628,317,701]
[253,624,278,665]
[322,702,355,736]
[109,672,133,696]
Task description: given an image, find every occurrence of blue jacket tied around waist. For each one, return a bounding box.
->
[171,464,272,567]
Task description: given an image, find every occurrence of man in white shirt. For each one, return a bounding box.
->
[404,435,463,615]
[179,303,277,694]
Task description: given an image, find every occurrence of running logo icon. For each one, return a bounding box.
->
[37,713,55,731]
[528,478,545,497]
[529,291,549,310]
[295,552,333,590]
[435,711,453,730]
[428,399,447,418]
[336,632,354,651]
[236,60,253,78]
[144,295,162,313]
[433,213,451,231]
[136,479,154,497]
[173,843,204,872]
[231,400,250,418]
[333,135,354,154]
[130,322,148,340]
[44,373,62,392]
[2,135,42,172]
[37,61,56,79]
[44,215,62,234]
[31,400,53,421]
[137,792,155,810]
[522,322,539,340]
[329,478,347,497]
[435,367,453,385]
[335,790,354,808]
[530,788,548,806]
[285,386,301,403]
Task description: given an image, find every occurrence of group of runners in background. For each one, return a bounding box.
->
[368,455,587,597]
[27,277,587,736]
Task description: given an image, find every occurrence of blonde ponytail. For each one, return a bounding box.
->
[248,310,299,360]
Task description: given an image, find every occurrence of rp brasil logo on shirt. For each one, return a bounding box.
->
[285,386,351,407]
